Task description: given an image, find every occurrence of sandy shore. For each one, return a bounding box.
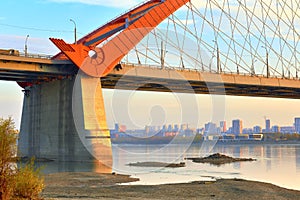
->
[42,172,300,200]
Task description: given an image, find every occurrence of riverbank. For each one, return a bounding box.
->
[42,172,300,200]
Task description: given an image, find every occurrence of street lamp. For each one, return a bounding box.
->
[212,40,221,73]
[161,40,164,69]
[70,19,77,44]
[261,46,269,78]
[251,59,257,76]
[180,56,185,69]
[159,37,167,69]
[24,35,29,57]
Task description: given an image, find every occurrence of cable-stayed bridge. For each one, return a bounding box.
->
[1,54,300,98]
[1,0,299,170]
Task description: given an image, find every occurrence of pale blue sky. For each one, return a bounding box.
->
[0,0,299,130]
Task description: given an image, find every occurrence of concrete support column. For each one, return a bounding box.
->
[72,72,112,172]
[18,78,93,161]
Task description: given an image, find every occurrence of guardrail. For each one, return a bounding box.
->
[2,51,299,81]
[19,52,53,59]
[0,50,53,60]
[120,61,300,80]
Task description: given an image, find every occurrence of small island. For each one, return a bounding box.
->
[127,161,186,168]
[186,153,256,166]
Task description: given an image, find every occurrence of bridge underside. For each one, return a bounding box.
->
[102,64,300,99]
[0,55,75,82]
[1,55,300,99]
[102,75,300,99]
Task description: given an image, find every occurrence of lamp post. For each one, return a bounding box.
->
[161,40,164,69]
[159,37,167,69]
[261,46,269,78]
[70,19,77,44]
[251,59,257,76]
[212,40,221,73]
[25,35,29,57]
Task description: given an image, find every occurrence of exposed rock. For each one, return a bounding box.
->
[186,153,256,166]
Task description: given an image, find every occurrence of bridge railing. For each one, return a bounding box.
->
[121,61,300,80]
[0,48,54,59]
[19,52,52,59]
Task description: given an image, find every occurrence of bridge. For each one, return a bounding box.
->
[1,54,300,98]
[1,0,299,171]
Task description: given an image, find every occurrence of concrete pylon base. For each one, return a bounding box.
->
[18,77,112,172]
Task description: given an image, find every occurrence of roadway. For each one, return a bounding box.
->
[0,54,76,82]
[1,54,300,99]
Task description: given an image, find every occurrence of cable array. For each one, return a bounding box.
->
[121,0,300,78]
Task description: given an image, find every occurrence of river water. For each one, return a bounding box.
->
[40,143,300,191]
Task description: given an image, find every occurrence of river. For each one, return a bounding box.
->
[39,143,300,191]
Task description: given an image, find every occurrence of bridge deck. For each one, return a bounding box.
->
[0,54,76,82]
[103,64,300,99]
[0,55,300,98]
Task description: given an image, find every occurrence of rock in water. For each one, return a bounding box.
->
[186,153,256,166]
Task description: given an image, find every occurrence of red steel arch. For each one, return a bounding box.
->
[50,0,189,77]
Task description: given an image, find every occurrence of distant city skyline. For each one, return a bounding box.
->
[113,116,300,135]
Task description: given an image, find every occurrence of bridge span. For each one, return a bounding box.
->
[2,53,300,166]
[104,64,300,99]
[2,0,300,170]
[1,54,300,99]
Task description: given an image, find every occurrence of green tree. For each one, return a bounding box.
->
[0,117,17,199]
[0,117,44,200]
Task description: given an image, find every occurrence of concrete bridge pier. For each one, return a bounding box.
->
[18,76,112,172]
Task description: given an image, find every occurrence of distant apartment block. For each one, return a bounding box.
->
[295,117,300,133]
[280,126,295,134]
[220,121,227,133]
[204,122,217,135]
[232,119,243,135]
[271,125,280,133]
[265,119,271,132]
[253,125,262,133]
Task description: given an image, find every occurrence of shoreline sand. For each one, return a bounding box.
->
[42,172,300,200]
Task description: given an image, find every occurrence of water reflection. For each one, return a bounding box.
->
[296,147,300,172]
[38,143,300,190]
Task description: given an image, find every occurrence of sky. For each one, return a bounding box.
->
[0,0,300,130]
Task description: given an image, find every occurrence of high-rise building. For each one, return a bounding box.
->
[271,125,280,133]
[115,123,119,131]
[253,125,262,133]
[204,122,217,135]
[232,119,242,135]
[295,117,300,133]
[220,121,227,133]
[174,124,179,132]
[167,124,173,132]
[265,119,271,132]
[181,124,188,131]
[162,124,167,131]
